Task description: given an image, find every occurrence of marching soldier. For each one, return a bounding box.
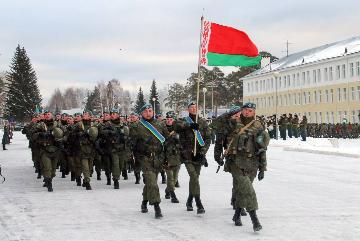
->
[163,111,181,203]
[215,102,268,231]
[174,102,211,214]
[130,104,169,219]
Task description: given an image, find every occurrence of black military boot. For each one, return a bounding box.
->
[186,194,194,211]
[43,178,47,187]
[47,178,53,192]
[135,172,140,184]
[70,172,75,181]
[61,171,66,178]
[175,180,180,188]
[76,177,82,186]
[114,179,119,189]
[154,202,163,219]
[231,197,236,210]
[122,169,128,180]
[194,196,205,214]
[160,171,166,184]
[249,210,262,232]
[170,191,179,203]
[37,172,41,179]
[141,200,148,213]
[232,208,242,226]
[165,190,170,199]
[240,208,247,216]
[97,171,101,180]
[84,182,92,190]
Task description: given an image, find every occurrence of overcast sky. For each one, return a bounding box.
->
[1,0,359,102]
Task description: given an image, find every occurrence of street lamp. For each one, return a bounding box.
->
[203,87,207,118]
[152,97,156,117]
[272,71,280,140]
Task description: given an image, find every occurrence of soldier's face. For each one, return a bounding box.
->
[61,116,68,121]
[56,115,61,120]
[67,117,74,124]
[75,115,82,122]
[142,108,154,120]
[45,112,53,120]
[103,113,111,121]
[82,113,91,120]
[31,117,38,123]
[166,118,174,125]
[188,105,197,115]
[242,108,255,118]
[111,113,120,120]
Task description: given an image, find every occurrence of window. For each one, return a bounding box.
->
[303,92,307,104]
[330,89,334,103]
[329,67,333,81]
[325,89,329,103]
[308,92,311,103]
[302,72,306,85]
[357,62,360,76]
[342,64,346,78]
[326,112,329,123]
[319,90,322,103]
[319,112,322,123]
[315,112,318,123]
[324,68,328,81]
[279,78,282,89]
[331,111,334,124]
[289,94,292,106]
[351,87,355,101]
[337,88,341,102]
[352,111,356,123]
[307,71,310,84]
[271,78,274,90]
[357,86,360,100]
[338,111,342,123]
[247,83,250,93]
[251,82,254,92]
[314,90,318,103]
[313,70,317,83]
[317,69,321,82]
[298,93,301,105]
[343,88,347,101]
[287,75,290,87]
[336,65,340,79]
[350,63,354,77]
[297,73,300,86]
[255,81,258,92]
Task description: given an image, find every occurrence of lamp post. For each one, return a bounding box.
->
[203,87,207,118]
[272,71,280,140]
[152,97,156,117]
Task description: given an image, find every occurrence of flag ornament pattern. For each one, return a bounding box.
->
[200,20,261,66]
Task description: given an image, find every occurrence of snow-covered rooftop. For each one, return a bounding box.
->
[245,36,360,78]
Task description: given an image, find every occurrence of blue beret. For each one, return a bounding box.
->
[140,103,152,113]
[230,105,241,112]
[187,101,196,108]
[242,102,256,110]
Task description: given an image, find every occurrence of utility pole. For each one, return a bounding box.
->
[285,41,293,57]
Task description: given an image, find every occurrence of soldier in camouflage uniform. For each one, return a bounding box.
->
[292,114,299,138]
[130,104,169,219]
[174,102,211,214]
[278,114,288,140]
[73,111,98,190]
[127,112,141,184]
[33,111,64,192]
[287,113,293,138]
[299,116,307,141]
[215,103,268,231]
[163,111,181,203]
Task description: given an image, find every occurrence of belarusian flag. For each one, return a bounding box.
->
[200,20,261,66]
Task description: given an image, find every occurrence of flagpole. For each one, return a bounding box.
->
[194,15,204,156]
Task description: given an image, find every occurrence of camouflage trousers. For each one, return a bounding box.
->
[93,153,102,174]
[111,151,126,180]
[185,163,202,196]
[142,170,161,205]
[229,164,258,211]
[41,151,59,179]
[75,155,93,183]
[165,165,181,192]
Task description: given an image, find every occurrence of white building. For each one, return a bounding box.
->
[242,36,360,123]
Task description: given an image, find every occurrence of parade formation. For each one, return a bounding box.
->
[20,101,268,232]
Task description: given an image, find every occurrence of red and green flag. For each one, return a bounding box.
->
[200,20,261,66]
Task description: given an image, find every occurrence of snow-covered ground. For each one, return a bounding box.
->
[0,132,359,241]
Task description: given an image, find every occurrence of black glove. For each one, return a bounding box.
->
[216,159,224,166]
[190,123,199,130]
[258,171,264,181]
[204,161,208,167]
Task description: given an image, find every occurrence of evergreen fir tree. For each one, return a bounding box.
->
[84,86,101,114]
[149,79,160,114]
[5,45,42,122]
[134,87,146,114]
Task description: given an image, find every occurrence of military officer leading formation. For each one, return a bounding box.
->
[21,101,267,232]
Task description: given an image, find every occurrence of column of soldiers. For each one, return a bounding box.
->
[260,113,360,140]
[22,101,268,232]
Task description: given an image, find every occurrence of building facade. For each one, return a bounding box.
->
[242,36,360,124]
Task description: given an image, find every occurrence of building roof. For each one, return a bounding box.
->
[244,36,360,78]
